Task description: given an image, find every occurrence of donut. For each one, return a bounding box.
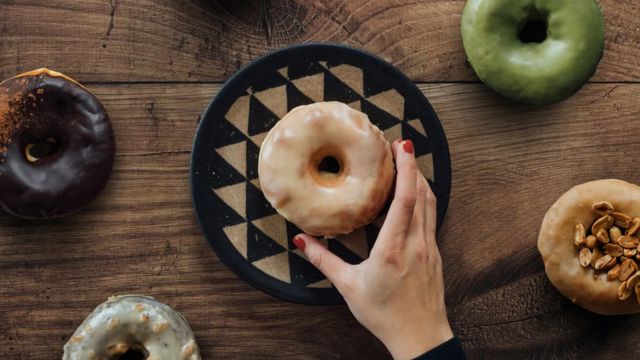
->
[538,179,640,315]
[63,295,201,360]
[461,0,604,105]
[0,68,115,219]
[258,101,395,237]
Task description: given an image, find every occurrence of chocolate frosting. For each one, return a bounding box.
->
[0,69,115,219]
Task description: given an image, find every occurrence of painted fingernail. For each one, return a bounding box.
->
[403,140,414,154]
[293,236,306,251]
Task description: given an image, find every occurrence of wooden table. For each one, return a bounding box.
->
[1,1,639,359]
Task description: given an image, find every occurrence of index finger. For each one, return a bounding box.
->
[378,139,418,246]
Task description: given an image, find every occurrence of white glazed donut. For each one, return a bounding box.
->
[63,295,200,360]
[258,101,395,237]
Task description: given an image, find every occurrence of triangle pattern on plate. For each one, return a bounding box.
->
[252,214,288,250]
[277,67,288,79]
[250,71,289,93]
[212,118,248,149]
[247,221,287,263]
[208,150,246,189]
[361,99,402,131]
[213,182,246,221]
[308,278,333,288]
[208,187,246,226]
[324,70,363,105]
[248,95,280,136]
[289,251,327,286]
[286,82,315,111]
[225,95,251,135]
[253,252,291,284]
[223,222,248,258]
[334,227,370,260]
[328,63,364,96]
[287,61,326,81]
[246,140,261,180]
[347,100,361,112]
[291,72,324,103]
[382,123,403,144]
[250,178,261,191]
[254,85,288,119]
[366,89,405,120]
[407,118,428,137]
[328,239,367,265]
[363,67,394,97]
[286,222,305,250]
[215,141,246,176]
[249,132,269,149]
[246,180,277,221]
[402,122,431,156]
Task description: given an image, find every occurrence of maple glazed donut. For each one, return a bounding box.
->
[0,68,115,219]
[63,295,201,360]
[258,101,395,237]
[538,179,640,315]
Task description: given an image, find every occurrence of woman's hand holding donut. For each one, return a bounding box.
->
[293,139,453,360]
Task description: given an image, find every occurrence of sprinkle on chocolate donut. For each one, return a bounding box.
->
[63,295,201,360]
[0,69,115,219]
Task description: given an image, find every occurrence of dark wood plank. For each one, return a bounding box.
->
[2,83,640,359]
[0,0,637,82]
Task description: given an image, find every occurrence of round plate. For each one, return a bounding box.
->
[191,43,451,304]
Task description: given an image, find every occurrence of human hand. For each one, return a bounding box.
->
[292,139,453,360]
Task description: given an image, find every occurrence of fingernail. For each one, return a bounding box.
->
[403,140,414,154]
[292,236,306,251]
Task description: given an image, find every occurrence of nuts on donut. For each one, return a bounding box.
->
[574,203,640,302]
[538,179,640,315]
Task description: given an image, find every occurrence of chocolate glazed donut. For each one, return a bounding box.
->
[0,69,115,219]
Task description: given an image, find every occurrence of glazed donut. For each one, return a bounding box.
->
[0,68,115,219]
[63,295,200,360]
[258,101,395,237]
[461,0,604,105]
[538,179,640,315]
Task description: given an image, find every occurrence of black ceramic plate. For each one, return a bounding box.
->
[191,43,451,304]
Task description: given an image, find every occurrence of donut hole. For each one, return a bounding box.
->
[114,346,148,360]
[317,156,341,175]
[518,9,548,43]
[309,148,347,187]
[24,137,59,162]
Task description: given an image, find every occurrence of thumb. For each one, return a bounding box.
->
[293,234,351,291]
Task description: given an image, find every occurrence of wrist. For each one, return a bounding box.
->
[382,321,454,360]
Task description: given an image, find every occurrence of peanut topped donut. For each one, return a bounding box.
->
[538,179,640,315]
[63,295,200,360]
[258,101,395,237]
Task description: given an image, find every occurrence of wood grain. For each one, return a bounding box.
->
[2,83,640,359]
[0,0,638,82]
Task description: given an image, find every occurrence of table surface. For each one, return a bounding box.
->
[1,1,639,359]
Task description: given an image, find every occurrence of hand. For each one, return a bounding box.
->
[292,139,453,360]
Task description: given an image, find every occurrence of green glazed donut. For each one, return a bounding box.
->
[461,0,605,105]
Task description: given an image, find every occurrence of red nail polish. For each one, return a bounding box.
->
[293,236,306,251]
[403,140,414,154]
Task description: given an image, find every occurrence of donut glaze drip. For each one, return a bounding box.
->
[258,102,395,237]
[63,295,201,360]
[0,69,115,219]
